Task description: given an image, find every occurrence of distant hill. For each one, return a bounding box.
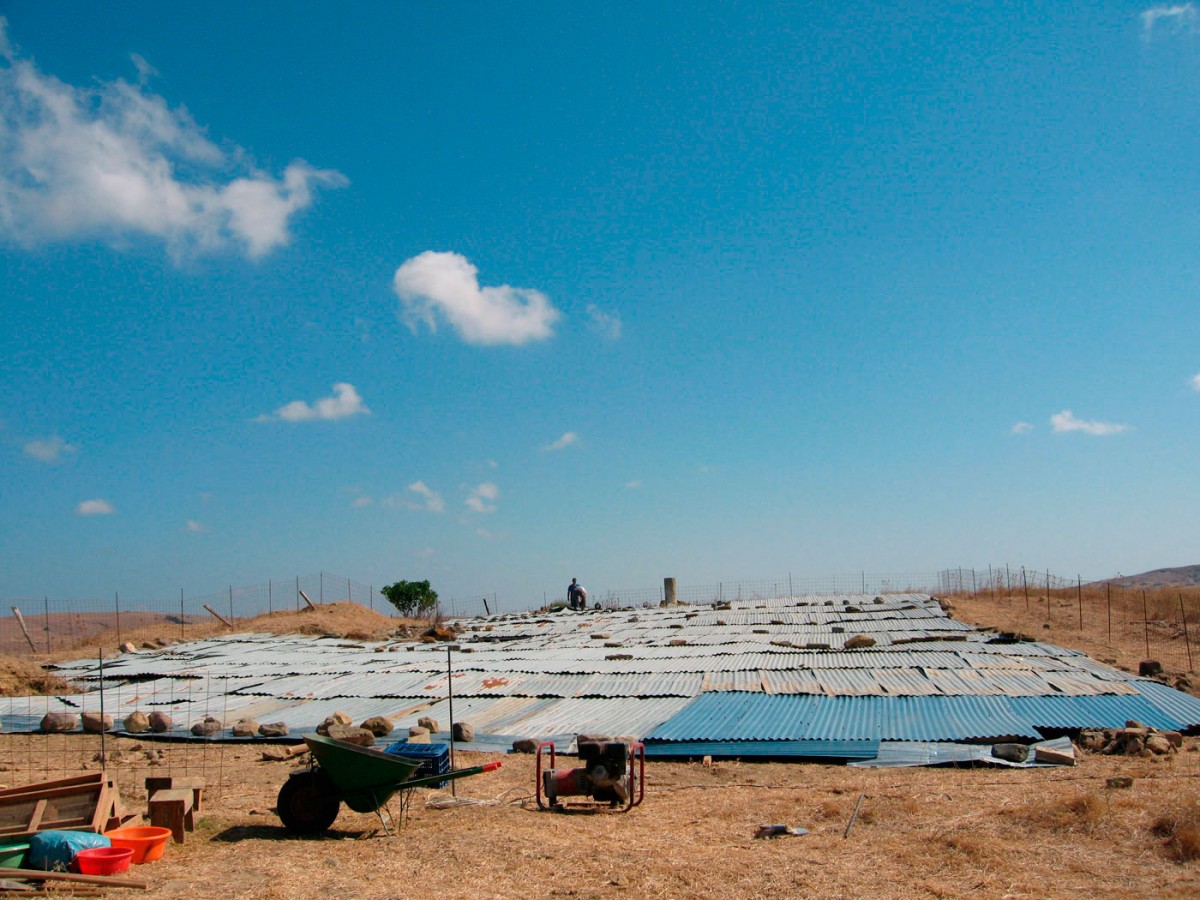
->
[1101,565,1200,589]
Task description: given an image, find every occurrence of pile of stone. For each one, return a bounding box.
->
[1076,720,1183,757]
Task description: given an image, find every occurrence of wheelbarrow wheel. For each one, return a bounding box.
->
[277,770,341,834]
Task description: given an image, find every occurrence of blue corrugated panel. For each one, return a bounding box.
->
[1007,694,1183,731]
[643,739,879,760]
[1134,680,1200,731]
[882,696,1036,741]
[804,696,884,740]
[644,693,817,742]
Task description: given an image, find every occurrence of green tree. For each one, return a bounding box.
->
[380,580,439,617]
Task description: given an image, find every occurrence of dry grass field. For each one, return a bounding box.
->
[0,590,1196,898]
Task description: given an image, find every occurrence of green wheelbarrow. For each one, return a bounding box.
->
[277,733,502,835]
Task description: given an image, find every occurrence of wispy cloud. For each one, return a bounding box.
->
[0,17,344,259]
[1010,422,1034,435]
[351,495,374,508]
[76,498,114,516]
[586,304,622,340]
[542,431,579,452]
[259,383,369,423]
[1141,4,1198,40]
[393,251,560,346]
[624,480,643,489]
[403,481,445,513]
[185,519,208,533]
[1050,409,1130,436]
[23,435,77,462]
[1191,371,1200,391]
[476,527,507,541]
[466,482,499,513]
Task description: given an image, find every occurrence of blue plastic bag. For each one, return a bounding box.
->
[28,830,111,871]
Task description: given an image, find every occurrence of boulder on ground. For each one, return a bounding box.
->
[1106,776,1134,789]
[417,716,439,734]
[124,711,150,733]
[452,722,475,742]
[1146,733,1174,755]
[844,635,876,649]
[327,724,375,747]
[40,712,77,733]
[148,711,173,733]
[361,716,394,737]
[191,716,222,737]
[232,718,259,737]
[81,711,114,733]
[118,642,137,654]
[258,722,289,738]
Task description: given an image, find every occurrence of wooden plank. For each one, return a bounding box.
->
[25,800,46,833]
[202,604,233,627]
[9,607,38,653]
[0,774,105,800]
[0,868,147,890]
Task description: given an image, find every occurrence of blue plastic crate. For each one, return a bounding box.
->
[384,741,450,788]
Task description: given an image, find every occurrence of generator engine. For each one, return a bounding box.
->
[536,739,645,812]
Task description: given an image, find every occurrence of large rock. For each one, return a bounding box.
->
[118,642,137,654]
[40,712,77,733]
[326,724,375,747]
[417,716,439,734]
[232,718,260,737]
[258,722,289,738]
[81,711,114,733]
[844,635,876,649]
[1146,733,1174,755]
[124,711,150,734]
[316,711,354,735]
[1034,744,1075,766]
[452,722,475,742]
[148,711,173,733]
[360,716,394,737]
[991,743,1029,763]
[512,738,540,754]
[423,625,457,642]
[190,716,222,737]
[1139,660,1163,677]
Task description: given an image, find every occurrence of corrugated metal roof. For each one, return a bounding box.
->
[1134,680,1200,729]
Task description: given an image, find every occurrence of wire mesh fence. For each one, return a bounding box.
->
[5,566,1196,675]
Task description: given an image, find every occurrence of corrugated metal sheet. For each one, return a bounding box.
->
[1134,680,1200,729]
[1007,694,1183,732]
[643,739,879,760]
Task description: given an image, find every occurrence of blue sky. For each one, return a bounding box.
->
[2,3,1198,607]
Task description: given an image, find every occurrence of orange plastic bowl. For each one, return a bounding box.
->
[101,827,171,864]
[73,846,133,875]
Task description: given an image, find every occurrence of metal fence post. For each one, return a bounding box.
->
[1142,590,1150,659]
[115,592,121,646]
[1179,593,1193,672]
[180,588,185,641]
[229,585,234,622]
[268,579,273,616]
[44,596,51,653]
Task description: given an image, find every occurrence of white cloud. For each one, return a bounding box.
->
[1010,422,1034,435]
[352,495,374,508]
[185,519,208,533]
[392,251,560,346]
[543,431,579,452]
[76,498,114,516]
[23,435,77,462]
[476,528,506,541]
[586,304,622,340]
[1049,409,1130,436]
[0,18,345,259]
[624,480,643,489]
[260,383,369,423]
[1142,4,1198,40]
[466,481,500,513]
[1191,372,1200,391]
[404,481,445,514]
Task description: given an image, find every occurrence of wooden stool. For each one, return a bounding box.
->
[145,776,204,812]
[149,788,194,843]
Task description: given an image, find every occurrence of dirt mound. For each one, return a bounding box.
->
[0,654,78,695]
[237,602,404,640]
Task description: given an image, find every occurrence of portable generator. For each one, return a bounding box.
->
[535,739,645,812]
